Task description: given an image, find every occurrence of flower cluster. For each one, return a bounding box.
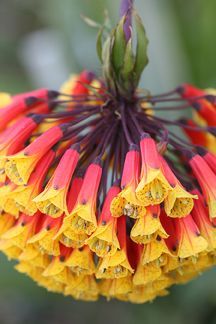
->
[0,70,215,303]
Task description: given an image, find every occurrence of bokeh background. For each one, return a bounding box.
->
[0,0,216,323]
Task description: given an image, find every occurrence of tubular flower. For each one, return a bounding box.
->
[0,115,42,183]
[178,84,216,153]
[8,150,55,215]
[5,125,66,185]
[130,205,168,244]
[34,147,79,217]
[87,185,120,257]
[189,154,216,218]
[136,135,172,206]
[160,157,197,217]
[110,145,146,219]
[96,216,134,279]
[0,0,215,304]
[56,176,88,249]
[62,161,102,236]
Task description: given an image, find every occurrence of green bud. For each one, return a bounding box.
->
[98,10,149,99]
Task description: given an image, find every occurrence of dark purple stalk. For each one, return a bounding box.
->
[120,104,134,145]
[142,94,209,104]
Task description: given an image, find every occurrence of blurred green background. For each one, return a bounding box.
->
[0,0,216,323]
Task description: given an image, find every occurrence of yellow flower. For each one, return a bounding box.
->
[65,246,96,275]
[96,249,134,279]
[99,276,133,300]
[164,185,197,218]
[133,261,162,286]
[130,205,168,244]
[141,239,171,265]
[87,219,119,257]
[65,275,99,301]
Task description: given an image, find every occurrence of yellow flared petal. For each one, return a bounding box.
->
[99,276,133,299]
[110,195,125,217]
[133,262,162,286]
[66,248,95,275]
[34,188,66,218]
[136,169,171,205]
[164,185,197,217]
[141,239,171,265]
[86,221,120,257]
[5,154,38,185]
[10,185,38,216]
[131,212,168,244]
[96,249,134,279]
[42,258,65,277]
[65,275,99,301]
[177,232,208,259]
[65,203,97,235]
[28,228,60,256]
[59,229,87,249]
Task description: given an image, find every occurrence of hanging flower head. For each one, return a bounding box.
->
[0,0,215,304]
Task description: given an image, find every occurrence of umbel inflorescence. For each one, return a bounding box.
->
[0,1,215,303]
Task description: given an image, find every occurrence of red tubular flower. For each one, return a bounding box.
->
[5,125,66,185]
[42,243,73,285]
[0,115,42,182]
[178,83,216,126]
[87,185,120,257]
[110,145,144,219]
[8,150,55,216]
[34,146,80,218]
[0,88,56,131]
[96,215,134,279]
[130,205,168,244]
[189,154,216,218]
[132,243,162,287]
[160,157,197,217]
[62,161,102,235]
[181,119,208,147]
[173,214,208,259]
[191,189,216,250]
[160,209,207,259]
[27,214,63,256]
[136,135,171,206]
[1,212,41,250]
[56,176,87,248]
[73,70,95,95]
[197,148,216,174]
